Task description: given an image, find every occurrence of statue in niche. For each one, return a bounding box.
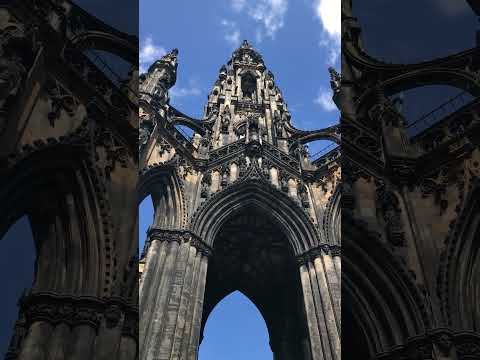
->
[199,128,211,152]
[220,163,230,187]
[274,110,285,137]
[139,113,155,153]
[262,161,271,180]
[0,53,25,111]
[298,184,310,208]
[248,115,260,142]
[238,156,247,177]
[201,171,212,198]
[221,106,230,134]
[375,181,405,246]
[236,124,246,139]
[205,106,219,127]
[280,173,289,192]
[241,72,257,100]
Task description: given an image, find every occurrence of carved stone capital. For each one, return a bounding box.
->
[16,292,137,331]
[147,228,213,257]
[296,244,341,265]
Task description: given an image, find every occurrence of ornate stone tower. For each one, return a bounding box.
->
[139,40,341,360]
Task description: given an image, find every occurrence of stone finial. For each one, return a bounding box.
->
[328,67,341,93]
[161,48,179,68]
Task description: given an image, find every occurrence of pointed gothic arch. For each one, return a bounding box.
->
[199,202,311,359]
[343,216,429,357]
[439,178,480,331]
[138,163,187,229]
[0,145,112,295]
[189,177,319,255]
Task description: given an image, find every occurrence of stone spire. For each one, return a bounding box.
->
[139,48,179,152]
[198,40,293,152]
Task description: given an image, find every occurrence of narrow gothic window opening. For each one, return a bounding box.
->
[0,215,35,358]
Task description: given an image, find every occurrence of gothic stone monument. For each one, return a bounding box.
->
[139,40,341,360]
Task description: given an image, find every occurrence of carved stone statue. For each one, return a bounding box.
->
[205,107,219,124]
[279,172,289,192]
[0,55,25,105]
[221,106,230,134]
[328,67,341,93]
[376,182,405,246]
[238,156,247,177]
[201,172,212,198]
[298,184,310,208]
[139,117,155,153]
[248,115,260,141]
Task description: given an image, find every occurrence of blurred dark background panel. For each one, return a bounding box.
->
[0,0,138,358]
[342,1,480,359]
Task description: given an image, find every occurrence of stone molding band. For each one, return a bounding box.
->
[374,328,480,360]
[146,227,213,257]
[296,244,341,265]
[5,291,138,358]
[16,291,138,331]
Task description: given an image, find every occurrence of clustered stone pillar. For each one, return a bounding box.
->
[298,245,341,360]
[5,292,138,360]
[139,228,211,360]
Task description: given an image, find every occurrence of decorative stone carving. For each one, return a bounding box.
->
[200,171,212,198]
[375,181,405,246]
[298,183,310,208]
[328,67,341,93]
[221,106,231,134]
[220,163,230,187]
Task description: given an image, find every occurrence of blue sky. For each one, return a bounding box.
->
[139,0,340,357]
[139,0,340,130]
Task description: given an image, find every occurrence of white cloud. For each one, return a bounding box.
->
[170,79,202,99]
[314,87,336,111]
[315,0,340,38]
[313,0,341,65]
[223,0,287,44]
[248,0,288,40]
[139,36,166,73]
[221,19,241,47]
[232,0,247,12]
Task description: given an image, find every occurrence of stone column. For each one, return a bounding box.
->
[298,245,341,360]
[139,228,211,360]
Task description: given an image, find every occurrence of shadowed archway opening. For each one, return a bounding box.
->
[139,195,154,257]
[0,216,35,358]
[199,291,272,359]
[200,206,310,359]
